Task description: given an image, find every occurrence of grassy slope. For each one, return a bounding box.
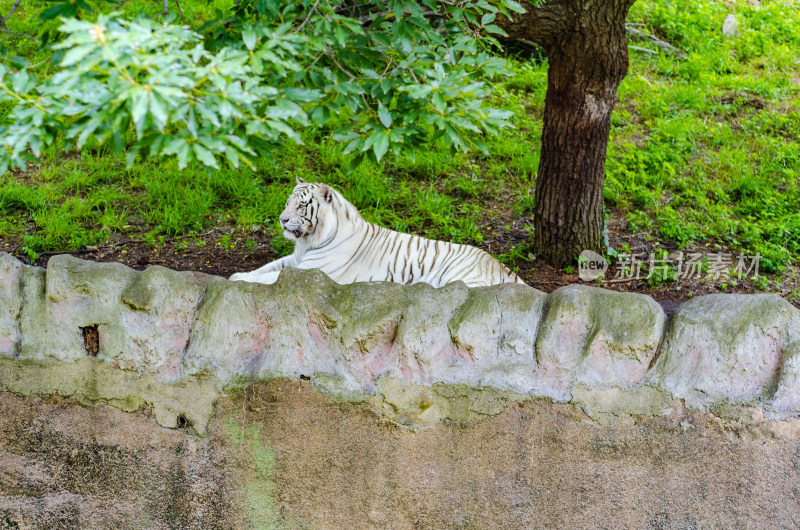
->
[0,0,798,297]
[611,1,800,275]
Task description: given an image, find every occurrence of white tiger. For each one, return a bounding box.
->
[229,178,525,288]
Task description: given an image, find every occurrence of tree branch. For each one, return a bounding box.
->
[2,0,23,23]
[334,2,377,17]
[174,0,186,22]
[356,9,436,27]
[0,28,39,44]
[0,29,20,55]
[494,0,570,50]
[495,0,638,50]
[0,0,28,55]
[325,46,357,80]
[297,0,321,31]
[161,0,187,24]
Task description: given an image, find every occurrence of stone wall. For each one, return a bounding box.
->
[3,381,800,528]
[1,252,799,527]
[1,252,798,431]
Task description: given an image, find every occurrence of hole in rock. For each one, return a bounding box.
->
[177,414,189,428]
[81,326,100,357]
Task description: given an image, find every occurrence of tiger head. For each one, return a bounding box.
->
[279,177,335,243]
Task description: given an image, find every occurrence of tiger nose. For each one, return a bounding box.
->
[279,216,289,224]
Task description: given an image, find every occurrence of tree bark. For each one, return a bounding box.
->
[498,0,636,267]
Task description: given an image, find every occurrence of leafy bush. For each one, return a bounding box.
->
[0,1,531,175]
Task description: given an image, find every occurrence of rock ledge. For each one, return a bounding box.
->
[1,252,798,433]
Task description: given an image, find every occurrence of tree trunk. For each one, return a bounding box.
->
[498,0,636,267]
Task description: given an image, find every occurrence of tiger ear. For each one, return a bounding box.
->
[320,184,333,203]
[296,177,306,185]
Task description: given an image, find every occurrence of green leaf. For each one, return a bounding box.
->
[175,142,191,169]
[343,137,361,154]
[195,103,221,128]
[332,131,359,142]
[39,4,68,21]
[347,152,365,173]
[11,70,30,94]
[76,116,103,148]
[373,131,390,162]
[251,54,263,74]
[246,119,268,136]
[242,27,257,50]
[126,145,141,168]
[503,0,527,14]
[334,25,348,48]
[75,0,94,13]
[310,105,330,126]
[432,92,446,111]
[193,143,219,169]
[61,44,96,68]
[378,104,392,128]
[149,94,168,132]
[266,120,302,144]
[225,134,255,156]
[483,25,508,36]
[131,89,150,137]
[223,146,240,168]
[403,85,433,99]
[185,107,198,138]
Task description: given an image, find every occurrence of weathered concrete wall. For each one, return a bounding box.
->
[1,252,800,527]
[2,381,800,528]
[0,392,246,529]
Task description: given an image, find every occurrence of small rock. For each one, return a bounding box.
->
[722,14,740,38]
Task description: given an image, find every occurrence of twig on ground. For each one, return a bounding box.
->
[625,24,686,59]
[629,45,657,56]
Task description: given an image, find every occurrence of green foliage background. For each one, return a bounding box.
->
[0,0,798,297]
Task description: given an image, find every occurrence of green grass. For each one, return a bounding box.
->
[608,0,800,272]
[0,0,798,288]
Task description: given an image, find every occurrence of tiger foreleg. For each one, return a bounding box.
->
[229,255,295,284]
[230,269,282,284]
